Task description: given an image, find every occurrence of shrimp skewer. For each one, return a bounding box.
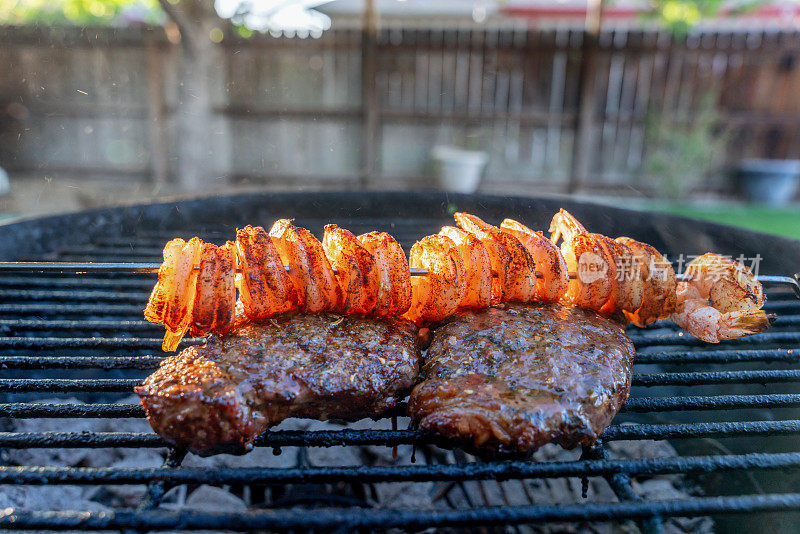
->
[269,219,343,313]
[549,209,613,312]
[671,252,772,343]
[235,225,298,319]
[404,235,465,324]
[144,237,203,351]
[358,231,412,316]
[323,224,379,315]
[455,212,537,303]
[500,218,568,302]
[594,235,643,315]
[439,226,492,309]
[143,214,782,350]
[191,241,237,337]
[615,237,676,327]
[549,209,647,315]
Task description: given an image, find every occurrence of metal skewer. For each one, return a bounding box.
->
[0,261,797,298]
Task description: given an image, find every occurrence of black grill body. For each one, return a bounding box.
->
[0,191,799,532]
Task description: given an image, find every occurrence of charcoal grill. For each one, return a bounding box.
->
[1,191,800,532]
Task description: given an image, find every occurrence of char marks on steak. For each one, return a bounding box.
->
[137,313,420,455]
[408,302,635,457]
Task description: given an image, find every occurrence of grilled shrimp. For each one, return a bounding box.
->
[595,236,643,315]
[236,225,298,319]
[357,231,412,316]
[144,237,203,351]
[439,226,492,309]
[323,224,379,315]
[549,209,613,312]
[455,213,537,303]
[269,219,343,313]
[144,239,183,324]
[615,237,676,327]
[500,218,568,302]
[405,235,465,324]
[191,241,237,337]
[671,253,772,343]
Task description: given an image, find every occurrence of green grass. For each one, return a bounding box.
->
[651,203,800,240]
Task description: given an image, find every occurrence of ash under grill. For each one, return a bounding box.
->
[1,192,799,533]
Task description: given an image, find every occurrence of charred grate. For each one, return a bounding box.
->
[0,195,799,533]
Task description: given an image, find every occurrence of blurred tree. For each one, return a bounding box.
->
[0,0,164,25]
[155,0,223,190]
[3,0,224,190]
[2,0,330,190]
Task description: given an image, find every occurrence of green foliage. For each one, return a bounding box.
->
[647,0,769,34]
[0,0,163,25]
[644,93,727,200]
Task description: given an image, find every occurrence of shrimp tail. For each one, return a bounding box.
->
[716,310,774,342]
[672,306,773,343]
[671,252,771,343]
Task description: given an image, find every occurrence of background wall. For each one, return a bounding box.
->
[1,22,799,212]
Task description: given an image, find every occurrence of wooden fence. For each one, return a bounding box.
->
[1,23,800,195]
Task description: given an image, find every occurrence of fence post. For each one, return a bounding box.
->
[360,0,379,188]
[568,0,603,193]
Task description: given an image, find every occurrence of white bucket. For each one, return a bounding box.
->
[431,145,488,194]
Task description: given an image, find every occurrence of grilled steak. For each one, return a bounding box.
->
[408,302,635,457]
[137,313,420,455]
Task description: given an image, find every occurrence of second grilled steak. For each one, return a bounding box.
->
[408,302,635,457]
[137,313,420,455]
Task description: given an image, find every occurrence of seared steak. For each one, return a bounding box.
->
[137,313,420,455]
[408,302,635,457]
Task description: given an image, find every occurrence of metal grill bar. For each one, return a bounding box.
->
[0,290,147,303]
[1,420,798,449]
[0,320,159,332]
[3,318,800,337]
[628,332,800,347]
[0,304,143,316]
[8,393,800,419]
[635,349,799,364]
[601,421,800,440]
[46,254,162,262]
[633,369,800,386]
[0,277,154,289]
[62,246,167,256]
[2,289,798,306]
[0,338,171,350]
[0,355,162,369]
[2,452,800,485]
[0,350,795,369]
[623,394,800,411]
[5,368,800,393]
[763,300,800,312]
[4,317,800,334]
[0,403,145,418]
[1,334,798,353]
[637,314,800,329]
[9,301,793,319]
[4,334,800,353]
[0,379,144,392]
[3,494,800,531]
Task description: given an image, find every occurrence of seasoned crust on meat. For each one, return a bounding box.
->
[408,302,635,458]
[137,313,420,455]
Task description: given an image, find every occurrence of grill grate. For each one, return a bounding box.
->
[1,198,800,532]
